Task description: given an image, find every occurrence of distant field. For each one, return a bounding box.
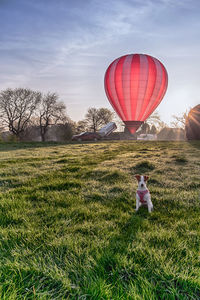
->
[0,141,199,299]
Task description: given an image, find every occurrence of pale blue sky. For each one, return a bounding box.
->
[0,0,200,125]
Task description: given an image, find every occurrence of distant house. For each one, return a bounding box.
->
[137,134,157,141]
[157,128,185,141]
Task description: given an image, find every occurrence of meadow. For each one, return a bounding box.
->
[0,140,199,299]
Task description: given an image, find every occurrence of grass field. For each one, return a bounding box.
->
[0,141,199,299]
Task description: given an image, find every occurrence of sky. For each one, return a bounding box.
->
[0,0,200,126]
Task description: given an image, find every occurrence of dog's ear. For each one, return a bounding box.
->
[135,174,141,181]
[144,175,149,181]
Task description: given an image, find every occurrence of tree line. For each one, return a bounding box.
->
[0,88,115,141]
[0,87,187,142]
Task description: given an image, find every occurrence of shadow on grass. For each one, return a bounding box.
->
[188,141,200,150]
[131,160,155,174]
[0,141,70,152]
[0,140,118,152]
[171,154,188,164]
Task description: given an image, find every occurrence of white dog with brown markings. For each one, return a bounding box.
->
[135,175,153,213]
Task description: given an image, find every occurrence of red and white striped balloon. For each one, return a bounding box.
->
[104,54,168,134]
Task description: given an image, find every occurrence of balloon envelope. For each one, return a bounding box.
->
[185,104,200,140]
[104,54,168,134]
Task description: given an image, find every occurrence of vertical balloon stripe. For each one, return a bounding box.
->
[142,57,163,121]
[115,56,128,120]
[157,62,168,101]
[107,58,126,120]
[104,63,122,119]
[147,62,168,117]
[138,55,157,120]
[105,62,125,120]
[135,54,149,120]
[130,54,140,120]
[104,64,112,99]
[122,55,132,120]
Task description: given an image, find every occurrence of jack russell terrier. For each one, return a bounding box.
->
[135,175,153,213]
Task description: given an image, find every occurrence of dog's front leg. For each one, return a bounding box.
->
[136,197,140,212]
[147,198,153,213]
[147,203,152,213]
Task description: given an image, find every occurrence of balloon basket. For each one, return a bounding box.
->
[124,121,144,135]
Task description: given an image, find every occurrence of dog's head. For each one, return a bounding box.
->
[135,175,149,189]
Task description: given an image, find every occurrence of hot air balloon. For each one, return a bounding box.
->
[104,54,168,134]
[185,104,200,140]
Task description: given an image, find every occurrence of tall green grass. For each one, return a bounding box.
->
[0,141,199,299]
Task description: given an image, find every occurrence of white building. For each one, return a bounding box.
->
[137,134,157,141]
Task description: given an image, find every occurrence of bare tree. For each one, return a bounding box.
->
[171,111,188,129]
[85,107,114,132]
[38,92,67,142]
[75,120,88,134]
[0,88,41,137]
[146,111,167,130]
[53,123,74,141]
